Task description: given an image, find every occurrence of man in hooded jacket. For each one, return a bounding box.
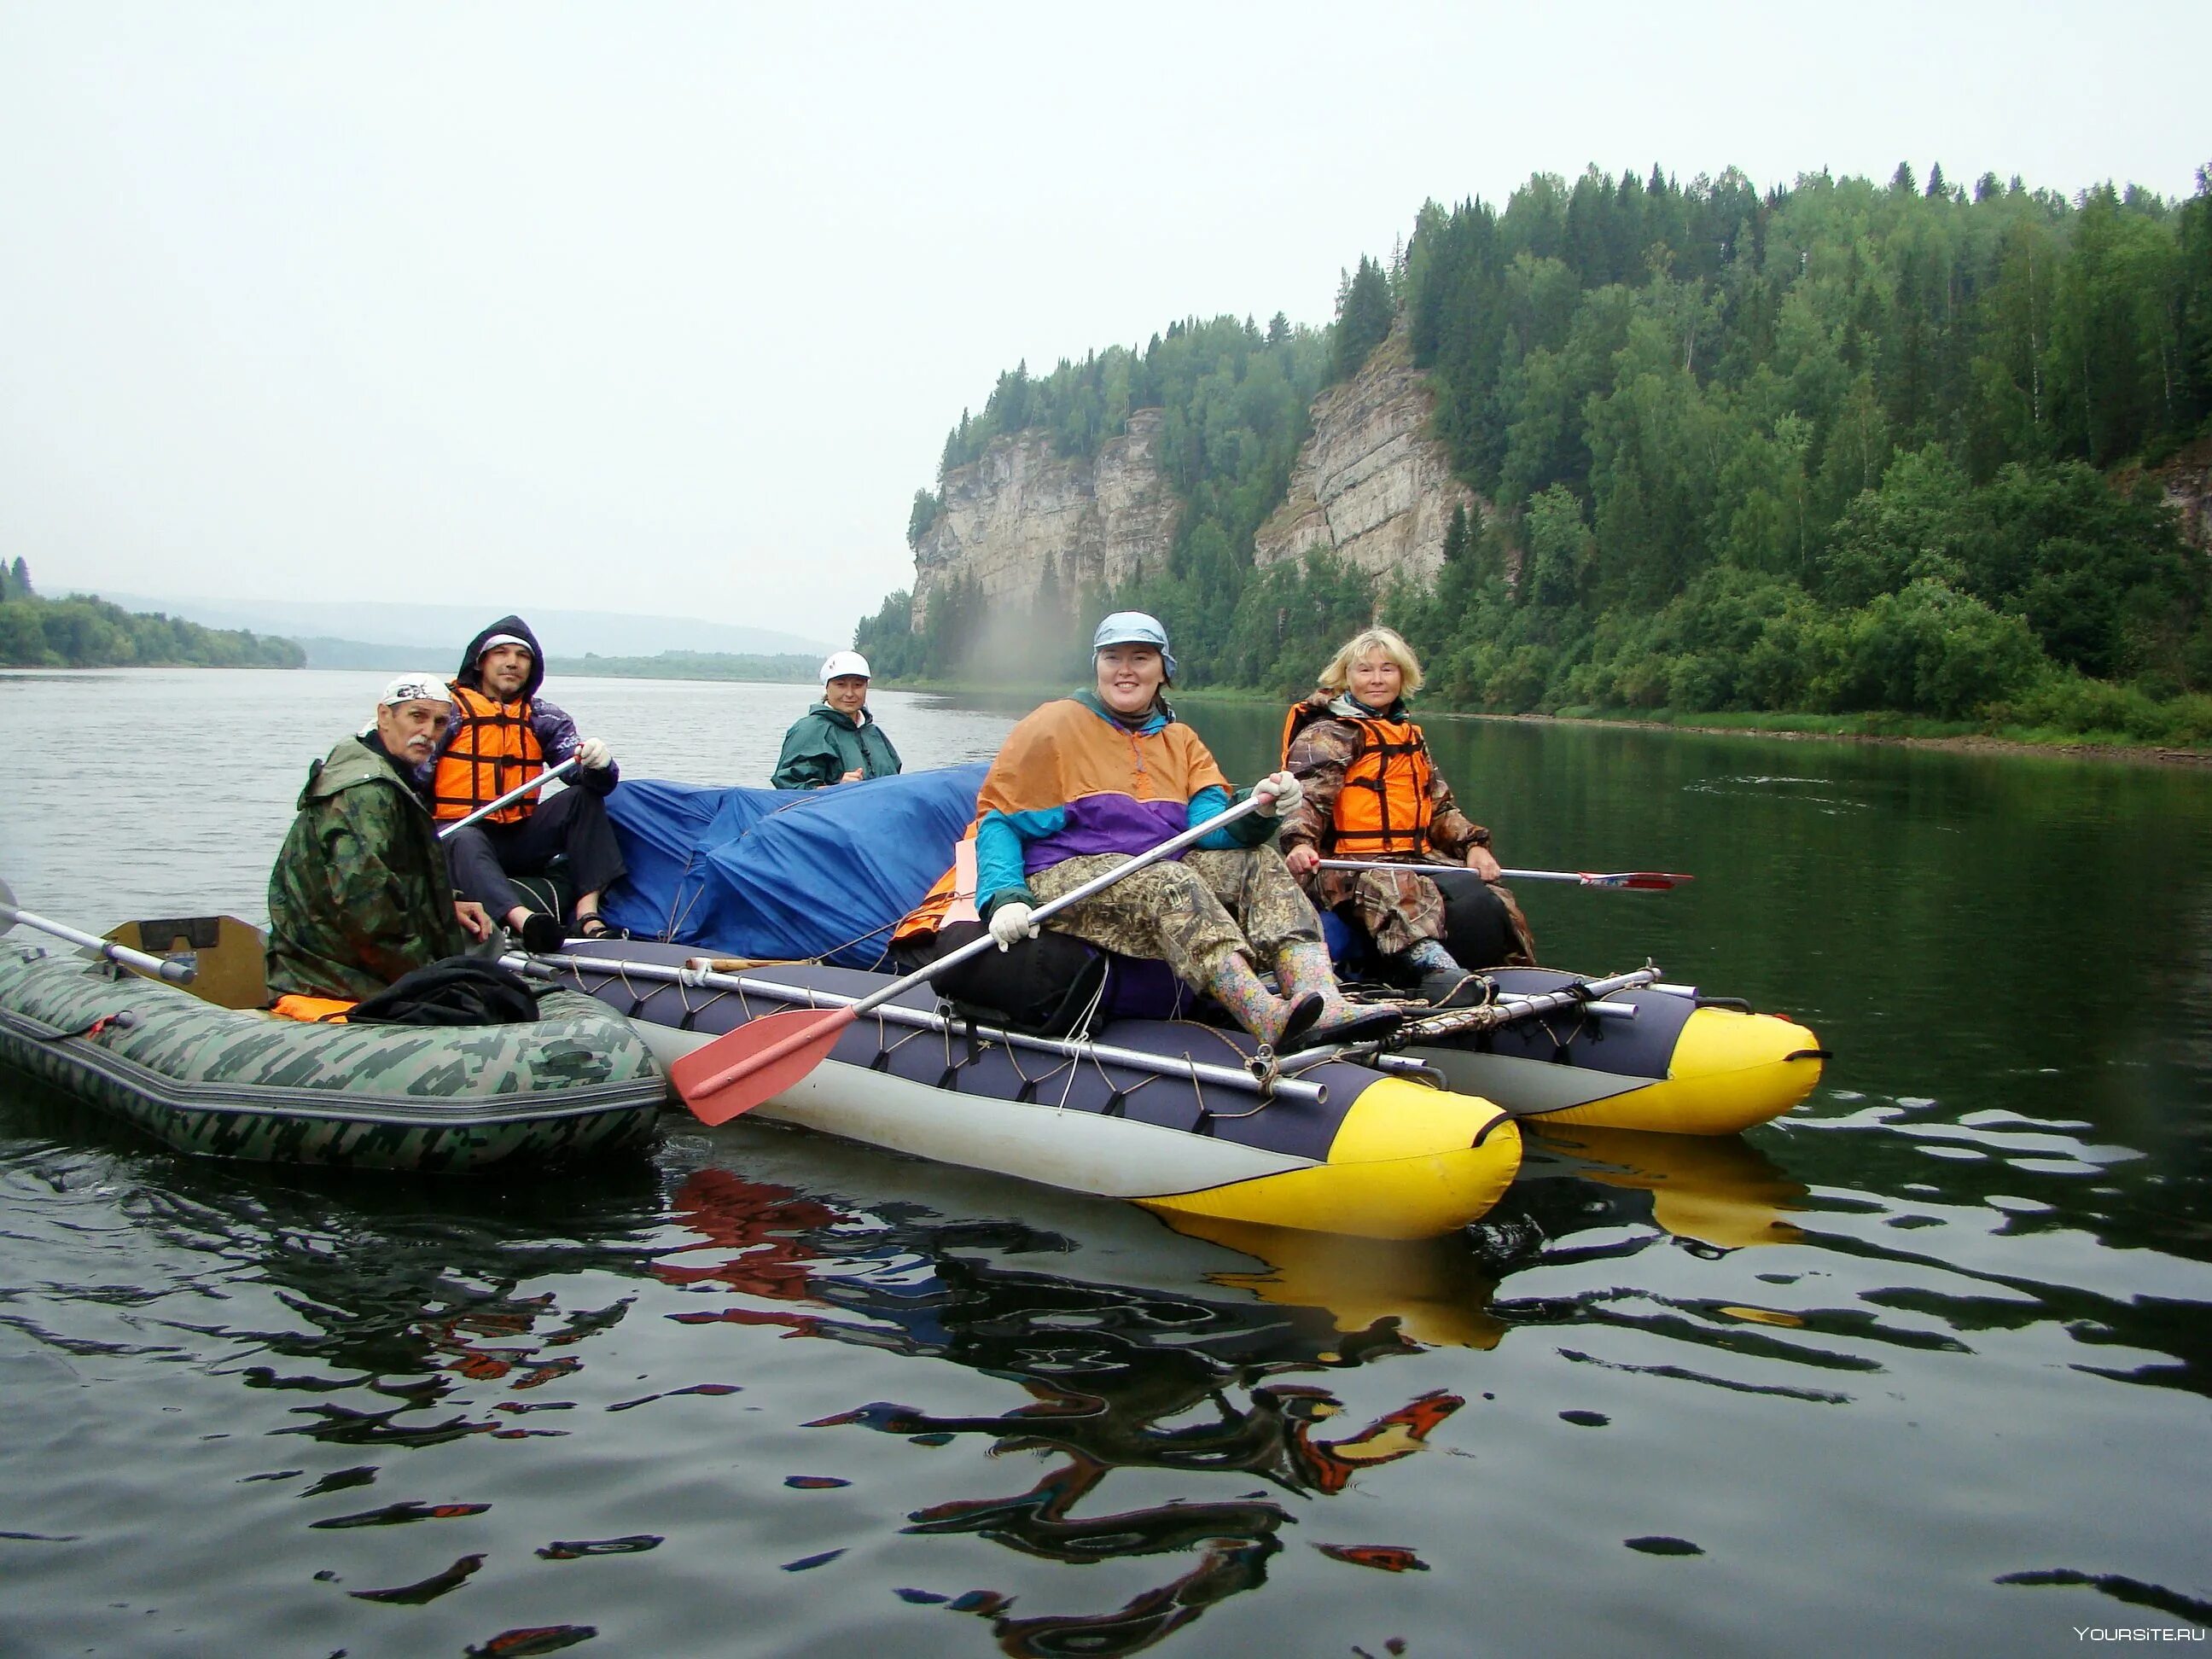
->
[422,614,626,946]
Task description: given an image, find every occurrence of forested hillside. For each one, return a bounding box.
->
[860,162,2212,743]
[0,562,305,669]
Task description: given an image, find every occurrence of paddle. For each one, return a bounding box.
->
[670,791,1276,1125]
[1301,965,1664,1067]
[0,877,198,983]
[1317,859,1693,892]
[436,759,580,840]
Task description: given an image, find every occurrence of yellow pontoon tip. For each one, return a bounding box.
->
[1141,1077,1522,1241]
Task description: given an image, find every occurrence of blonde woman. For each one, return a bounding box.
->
[1277,626,1534,999]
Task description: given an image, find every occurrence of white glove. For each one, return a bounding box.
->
[987,902,1038,952]
[576,736,613,771]
[1254,770,1305,818]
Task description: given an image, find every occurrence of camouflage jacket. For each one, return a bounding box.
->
[265,735,470,1001]
[1276,693,1487,863]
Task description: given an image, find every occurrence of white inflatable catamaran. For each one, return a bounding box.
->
[530,940,1525,1242]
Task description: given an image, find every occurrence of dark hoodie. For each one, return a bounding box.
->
[416,613,619,798]
[455,613,549,701]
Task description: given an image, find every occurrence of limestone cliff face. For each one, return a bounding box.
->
[1253,329,1484,585]
[2153,438,2212,555]
[910,409,1180,626]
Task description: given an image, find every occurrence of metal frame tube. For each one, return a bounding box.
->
[1,897,195,984]
[509,952,1330,1106]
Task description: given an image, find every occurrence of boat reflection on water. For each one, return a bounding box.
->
[0,1069,675,1452]
[4,1057,1816,1657]
[666,1162,1471,1655]
[215,1167,671,1451]
[650,1134,1809,1656]
[1505,1124,1809,1253]
[1156,1212,1507,1350]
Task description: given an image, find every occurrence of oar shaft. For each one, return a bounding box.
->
[1310,967,1661,1062]
[847,792,1275,1021]
[436,759,580,840]
[0,900,195,984]
[1317,859,1687,889]
[511,951,1330,1105]
[1412,967,1661,1040]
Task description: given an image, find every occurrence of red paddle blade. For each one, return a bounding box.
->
[1584,871,1695,890]
[670,1006,856,1126]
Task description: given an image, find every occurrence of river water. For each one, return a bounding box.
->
[2,667,2207,1656]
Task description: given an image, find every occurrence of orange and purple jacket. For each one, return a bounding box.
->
[974,691,1276,916]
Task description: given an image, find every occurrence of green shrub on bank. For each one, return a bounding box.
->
[1991,675,2212,746]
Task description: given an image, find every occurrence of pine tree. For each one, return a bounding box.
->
[1333,255,1394,380]
[1441,503,1471,564]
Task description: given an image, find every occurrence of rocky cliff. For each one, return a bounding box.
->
[910,408,1181,626]
[1252,328,1484,585]
[2152,436,2212,554]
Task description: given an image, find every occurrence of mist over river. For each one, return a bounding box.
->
[3,667,2208,1655]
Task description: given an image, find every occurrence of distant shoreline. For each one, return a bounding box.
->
[878,678,2212,768]
[0,663,814,686]
[10,664,2206,765]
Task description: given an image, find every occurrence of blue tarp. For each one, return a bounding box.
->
[599,766,987,969]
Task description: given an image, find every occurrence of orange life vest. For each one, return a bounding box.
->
[891,825,983,943]
[431,684,545,824]
[1282,701,1435,857]
[269,993,354,1023]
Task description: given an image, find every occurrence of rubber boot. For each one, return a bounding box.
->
[1417,969,1488,1010]
[1276,940,1404,1052]
[517,911,565,955]
[1204,952,1322,1050]
[1394,940,1485,1010]
[1398,939,1460,976]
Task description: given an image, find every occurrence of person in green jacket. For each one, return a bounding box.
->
[771,650,903,789]
[265,677,494,1002]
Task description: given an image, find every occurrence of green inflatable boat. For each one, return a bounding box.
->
[0,936,665,1173]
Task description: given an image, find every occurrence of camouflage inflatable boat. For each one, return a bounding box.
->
[0,943,664,1171]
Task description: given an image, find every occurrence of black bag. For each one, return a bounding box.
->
[1441,882,1517,971]
[898,921,1108,1038]
[1328,879,1516,981]
[349,957,545,1027]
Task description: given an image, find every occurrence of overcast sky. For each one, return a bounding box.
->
[2,3,2202,647]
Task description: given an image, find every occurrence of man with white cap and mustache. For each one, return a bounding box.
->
[264,676,495,1016]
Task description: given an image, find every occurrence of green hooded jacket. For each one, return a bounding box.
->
[771,703,902,790]
[265,735,471,1001]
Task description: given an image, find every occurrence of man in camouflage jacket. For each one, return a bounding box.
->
[265,678,492,1002]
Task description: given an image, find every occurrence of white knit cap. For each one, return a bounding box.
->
[821,650,872,682]
[476,632,533,659]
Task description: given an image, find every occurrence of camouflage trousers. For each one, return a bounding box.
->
[1307,859,1538,964]
[1025,847,1324,990]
